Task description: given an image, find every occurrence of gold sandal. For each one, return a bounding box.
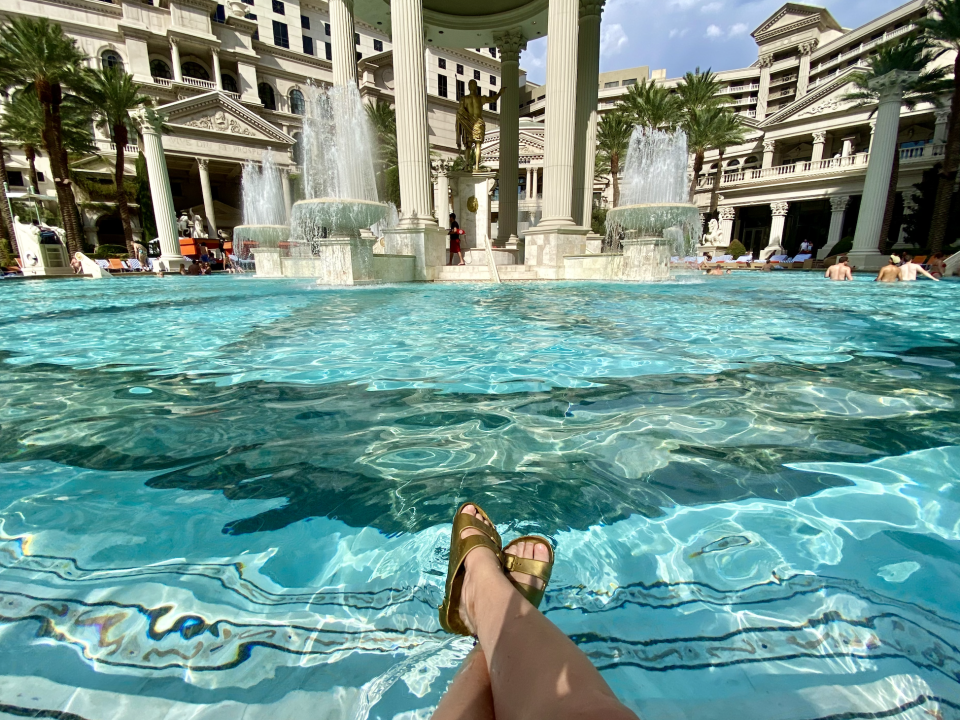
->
[503,535,555,609]
[439,502,503,635]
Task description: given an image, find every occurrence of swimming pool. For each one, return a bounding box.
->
[1,273,959,719]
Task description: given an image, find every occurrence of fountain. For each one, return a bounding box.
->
[607,127,701,281]
[287,83,391,285]
[234,151,289,277]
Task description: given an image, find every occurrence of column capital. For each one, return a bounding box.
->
[797,39,819,56]
[812,130,827,144]
[758,53,774,69]
[771,201,789,217]
[763,138,776,152]
[170,37,181,46]
[867,69,920,101]
[829,195,849,212]
[211,47,219,56]
[131,107,161,135]
[493,27,527,63]
[718,206,736,221]
[197,158,209,171]
[579,0,605,19]
[936,109,951,124]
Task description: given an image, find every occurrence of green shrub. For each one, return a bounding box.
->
[831,236,853,256]
[92,244,129,259]
[727,240,747,259]
[591,207,607,237]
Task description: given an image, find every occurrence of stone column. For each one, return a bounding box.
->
[539,0,580,229]
[868,118,877,153]
[391,0,435,227]
[197,158,217,236]
[841,136,856,157]
[812,131,827,163]
[818,195,849,259]
[894,189,918,249]
[718,206,736,248]
[134,109,184,271]
[850,70,917,270]
[170,38,183,82]
[571,0,604,229]
[329,0,357,87]
[796,40,817,97]
[756,54,773,121]
[495,28,526,246]
[934,109,950,145]
[435,164,450,223]
[211,48,223,89]
[526,166,533,200]
[281,167,293,221]
[766,201,789,255]
[762,138,776,169]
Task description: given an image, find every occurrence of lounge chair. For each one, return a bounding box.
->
[107,258,126,272]
[735,255,753,263]
[126,258,144,271]
[96,259,111,271]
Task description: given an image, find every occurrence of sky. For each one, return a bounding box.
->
[520,0,911,85]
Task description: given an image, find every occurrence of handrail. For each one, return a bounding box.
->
[483,236,501,284]
[811,25,913,76]
[182,76,217,90]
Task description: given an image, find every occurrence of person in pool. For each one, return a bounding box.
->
[433,502,639,720]
[875,255,902,283]
[825,256,852,281]
[899,254,939,282]
[928,252,947,278]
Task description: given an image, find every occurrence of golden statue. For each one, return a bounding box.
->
[456,79,504,172]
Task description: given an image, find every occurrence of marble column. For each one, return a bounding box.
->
[495,28,526,246]
[170,39,183,82]
[868,118,877,153]
[571,0,604,229]
[756,54,773,121]
[197,158,217,236]
[718,206,736,248]
[539,0,580,229]
[211,48,223,89]
[134,109,183,270]
[391,0,435,227]
[812,130,827,163]
[435,164,450,223]
[841,136,856,157]
[850,70,917,269]
[526,166,533,200]
[934,109,950,145]
[894,189,918,249]
[281,167,293,222]
[796,40,817,97]
[767,201,789,253]
[762,138,776,169]
[818,195,849,259]
[329,0,357,87]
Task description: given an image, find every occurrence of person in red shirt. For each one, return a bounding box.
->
[448,213,465,266]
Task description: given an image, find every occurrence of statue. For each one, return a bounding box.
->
[192,211,207,239]
[456,79,504,172]
[178,211,190,238]
[701,218,724,246]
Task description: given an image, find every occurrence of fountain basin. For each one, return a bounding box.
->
[290,198,390,241]
[233,224,290,249]
[606,202,701,236]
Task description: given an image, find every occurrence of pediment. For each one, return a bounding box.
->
[753,3,841,40]
[158,92,295,145]
[481,128,544,152]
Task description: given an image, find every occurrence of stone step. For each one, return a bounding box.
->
[436,266,492,282]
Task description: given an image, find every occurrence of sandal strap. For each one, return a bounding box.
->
[503,554,553,584]
[452,509,501,549]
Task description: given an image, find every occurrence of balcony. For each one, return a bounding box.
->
[807,60,868,91]
[810,25,913,77]
[110,143,140,154]
[182,76,217,90]
[151,76,173,88]
[770,74,797,86]
[719,83,760,95]
[731,95,758,106]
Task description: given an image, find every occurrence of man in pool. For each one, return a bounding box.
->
[875,255,901,283]
[825,256,852,281]
[899,254,940,282]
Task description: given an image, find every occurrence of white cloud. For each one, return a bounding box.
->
[705,24,723,38]
[670,0,700,8]
[601,23,629,57]
[728,22,749,36]
[700,2,722,12]
[668,28,690,39]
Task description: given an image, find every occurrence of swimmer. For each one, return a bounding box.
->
[875,255,901,283]
[825,256,852,281]
[898,254,939,282]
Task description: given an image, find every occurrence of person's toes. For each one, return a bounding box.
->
[505,539,546,591]
[533,542,550,563]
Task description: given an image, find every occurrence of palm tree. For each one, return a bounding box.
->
[365,101,400,208]
[620,78,682,131]
[84,65,151,256]
[916,0,960,253]
[0,18,88,253]
[675,68,731,118]
[844,37,949,248]
[0,91,44,193]
[0,141,17,254]
[706,111,747,215]
[596,110,633,208]
[684,106,727,201]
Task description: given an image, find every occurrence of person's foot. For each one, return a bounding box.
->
[503,539,550,597]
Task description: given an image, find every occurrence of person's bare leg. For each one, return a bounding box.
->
[455,506,638,720]
[431,645,494,720]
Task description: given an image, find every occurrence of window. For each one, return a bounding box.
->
[438,74,448,98]
[456,79,465,100]
[300,14,309,28]
[212,4,226,23]
[247,13,257,20]
[272,0,284,13]
[182,61,210,80]
[100,50,124,71]
[438,58,446,69]
[150,58,171,79]
[456,63,463,75]
[242,0,253,4]
[36,171,44,182]
[473,69,480,80]
[489,98,497,111]
[490,74,496,85]
[373,39,383,52]
[356,51,362,61]
[354,32,360,45]
[324,22,330,36]
[603,81,619,88]
[489,48,497,57]
[273,20,289,48]
[258,82,276,109]
[292,132,303,164]
[290,89,305,114]
[7,171,23,187]
[325,42,332,60]
[623,78,637,86]
[252,28,259,39]
[222,74,238,93]
[303,35,314,55]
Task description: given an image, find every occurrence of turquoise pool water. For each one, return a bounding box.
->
[1,274,959,719]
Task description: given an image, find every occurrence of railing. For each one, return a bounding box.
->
[151,76,172,87]
[223,90,242,101]
[731,95,758,106]
[182,76,217,90]
[901,143,945,161]
[110,143,139,154]
[772,88,795,99]
[738,109,757,118]
[810,25,914,77]
[719,83,760,94]
[770,74,797,86]
[807,60,869,91]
